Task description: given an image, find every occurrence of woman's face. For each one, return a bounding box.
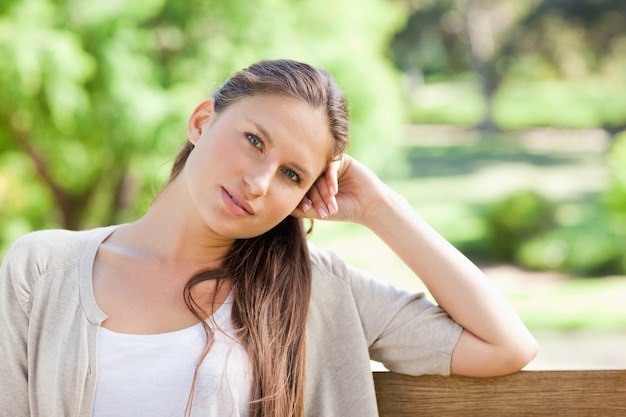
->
[183,94,332,239]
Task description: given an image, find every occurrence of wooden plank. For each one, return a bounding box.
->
[374,370,626,417]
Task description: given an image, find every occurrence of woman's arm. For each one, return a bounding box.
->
[0,242,31,416]
[294,155,538,377]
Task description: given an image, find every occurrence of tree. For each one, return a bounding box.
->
[0,0,406,250]
[390,0,626,131]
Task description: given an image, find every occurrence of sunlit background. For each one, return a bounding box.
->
[1,0,625,370]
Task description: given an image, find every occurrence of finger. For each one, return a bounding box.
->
[314,159,342,215]
[311,182,337,217]
[291,205,312,219]
[307,183,331,219]
[297,196,313,214]
[291,193,315,218]
[325,158,341,197]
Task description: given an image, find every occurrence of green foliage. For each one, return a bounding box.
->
[407,76,486,125]
[477,139,626,275]
[517,223,626,276]
[405,77,626,128]
[0,0,406,251]
[495,79,626,130]
[605,131,626,224]
[483,190,557,261]
[390,0,464,76]
[480,188,625,276]
[391,0,626,130]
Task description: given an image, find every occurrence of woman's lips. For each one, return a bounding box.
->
[221,187,255,215]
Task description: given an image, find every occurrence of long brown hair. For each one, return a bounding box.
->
[169,60,350,416]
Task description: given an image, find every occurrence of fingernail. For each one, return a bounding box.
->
[329,186,337,196]
[317,207,328,219]
[301,201,311,212]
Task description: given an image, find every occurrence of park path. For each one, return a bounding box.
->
[526,330,626,370]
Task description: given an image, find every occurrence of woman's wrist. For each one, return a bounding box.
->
[358,184,406,230]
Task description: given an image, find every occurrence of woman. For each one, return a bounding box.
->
[0,59,537,417]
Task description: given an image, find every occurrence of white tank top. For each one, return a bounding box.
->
[93,296,251,417]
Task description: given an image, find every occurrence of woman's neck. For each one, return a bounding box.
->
[119,182,235,269]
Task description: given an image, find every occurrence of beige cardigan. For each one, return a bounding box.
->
[0,226,461,416]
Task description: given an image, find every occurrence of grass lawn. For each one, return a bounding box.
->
[507,276,626,331]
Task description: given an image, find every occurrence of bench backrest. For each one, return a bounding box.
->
[373,370,626,416]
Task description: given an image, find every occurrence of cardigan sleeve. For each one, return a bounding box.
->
[0,237,34,417]
[311,246,463,376]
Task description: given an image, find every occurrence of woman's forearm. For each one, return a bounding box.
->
[361,185,537,375]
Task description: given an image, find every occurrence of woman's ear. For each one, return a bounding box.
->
[187,99,215,145]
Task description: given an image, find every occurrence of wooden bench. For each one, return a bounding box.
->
[374,370,626,416]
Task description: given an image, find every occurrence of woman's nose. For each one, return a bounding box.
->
[243,167,273,197]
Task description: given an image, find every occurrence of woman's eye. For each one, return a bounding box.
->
[246,133,263,149]
[283,169,301,183]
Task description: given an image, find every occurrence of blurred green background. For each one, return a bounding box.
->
[1,0,625,367]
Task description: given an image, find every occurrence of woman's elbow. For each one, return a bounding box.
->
[451,331,539,377]
[488,334,539,376]
[507,334,539,372]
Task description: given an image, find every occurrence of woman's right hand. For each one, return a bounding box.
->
[292,154,391,226]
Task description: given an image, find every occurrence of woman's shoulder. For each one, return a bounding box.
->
[8,227,92,254]
[2,226,117,277]
[308,242,372,289]
[308,243,346,278]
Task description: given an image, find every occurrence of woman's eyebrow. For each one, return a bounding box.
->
[247,119,273,145]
